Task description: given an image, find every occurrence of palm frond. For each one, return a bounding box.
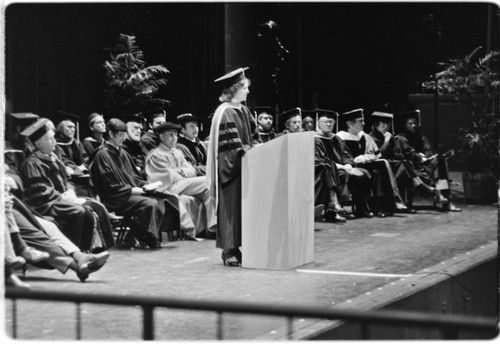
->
[102,33,170,114]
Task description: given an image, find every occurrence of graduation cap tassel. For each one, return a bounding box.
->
[315,111,319,132]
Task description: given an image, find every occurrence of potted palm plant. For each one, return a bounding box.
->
[102,34,170,115]
[422,46,499,204]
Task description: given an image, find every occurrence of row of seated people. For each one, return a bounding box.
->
[255,106,461,222]
[4,108,216,288]
[4,104,461,287]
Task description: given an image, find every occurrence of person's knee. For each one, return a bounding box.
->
[141,197,159,211]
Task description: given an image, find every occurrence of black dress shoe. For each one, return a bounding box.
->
[141,232,162,248]
[325,210,346,222]
[407,208,417,214]
[354,210,374,218]
[76,251,110,282]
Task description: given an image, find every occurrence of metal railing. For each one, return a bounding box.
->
[5,288,498,340]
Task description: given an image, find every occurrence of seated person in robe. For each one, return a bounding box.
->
[140,107,167,153]
[6,174,110,282]
[82,112,106,162]
[368,111,447,212]
[303,115,315,131]
[253,106,277,143]
[19,118,115,252]
[175,113,208,176]
[122,113,148,174]
[336,109,408,217]
[145,122,217,239]
[394,110,461,212]
[277,107,304,136]
[54,114,88,172]
[314,110,354,222]
[54,113,94,197]
[90,118,193,247]
[5,111,40,161]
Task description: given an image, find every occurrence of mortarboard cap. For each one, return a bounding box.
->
[122,113,146,124]
[54,110,80,125]
[395,109,421,126]
[253,106,276,116]
[279,107,302,122]
[371,111,394,134]
[278,107,302,131]
[214,67,249,89]
[6,113,40,136]
[8,112,40,121]
[316,108,338,120]
[251,106,275,125]
[141,107,166,123]
[339,108,364,130]
[371,111,393,121]
[106,118,127,132]
[176,113,200,124]
[316,109,338,131]
[154,122,181,134]
[20,118,51,143]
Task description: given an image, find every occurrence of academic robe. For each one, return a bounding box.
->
[82,135,104,162]
[396,130,450,191]
[55,133,88,167]
[258,125,277,143]
[140,130,161,153]
[177,135,207,176]
[314,131,351,206]
[206,102,260,253]
[336,130,403,212]
[122,137,147,173]
[55,133,94,197]
[145,143,215,233]
[19,151,113,251]
[326,134,373,213]
[90,141,180,242]
[369,129,427,202]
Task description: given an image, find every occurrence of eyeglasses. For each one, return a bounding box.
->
[319,120,335,124]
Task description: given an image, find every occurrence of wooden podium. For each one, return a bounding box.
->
[241,131,314,270]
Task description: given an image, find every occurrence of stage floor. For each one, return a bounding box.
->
[3,176,498,340]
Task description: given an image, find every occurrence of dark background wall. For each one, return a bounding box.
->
[5,2,498,139]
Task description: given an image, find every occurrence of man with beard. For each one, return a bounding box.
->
[140,107,167,153]
[122,113,148,174]
[54,113,88,172]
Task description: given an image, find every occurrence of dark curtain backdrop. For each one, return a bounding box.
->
[6,3,225,139]
[5,2,497,139]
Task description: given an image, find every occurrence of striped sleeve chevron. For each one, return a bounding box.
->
[218,121,243,153]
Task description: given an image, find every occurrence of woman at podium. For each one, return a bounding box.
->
[206,67,261,266]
